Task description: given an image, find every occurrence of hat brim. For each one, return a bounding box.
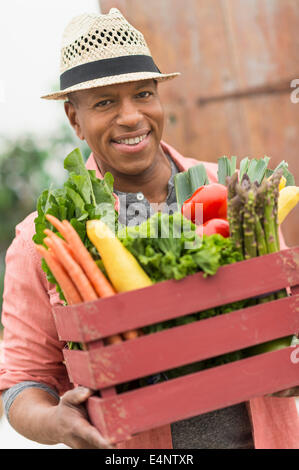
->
[41,71,180,100]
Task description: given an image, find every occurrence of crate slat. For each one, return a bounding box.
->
[86,347,299,443]
[63,348,97,389]
[53,247,299,342]
[63,294,299,388]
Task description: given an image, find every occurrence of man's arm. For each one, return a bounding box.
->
[8,386,113,449]
[0,215,113,448]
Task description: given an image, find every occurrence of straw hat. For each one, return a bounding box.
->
[42,8,180,100]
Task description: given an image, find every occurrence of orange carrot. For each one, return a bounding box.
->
[45,214,69,239]
[43,228,74,257]
[61,222,142,341]
[35,244,82,305]
[62,219,116,297]
[106,335,124,345]
[45,214,116,297]
[122,330,143,340]
[45,215,136,343]
[43,235,98,302]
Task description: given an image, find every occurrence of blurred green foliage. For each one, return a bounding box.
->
[0,124,90,328]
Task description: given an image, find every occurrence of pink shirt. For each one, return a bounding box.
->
[0,140,298,448]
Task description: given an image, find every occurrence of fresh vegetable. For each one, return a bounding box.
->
[43,232,98,302]
[266,160,295,186]
[87,219,153,293]
[225,169,294,353]
[277,186,299,225]
[174,164,209,210]
[226,171,283,259]
[218,155,295,187]
[35,244,82,305]
[46,214,116,298]
[118,212,242,283]
[117,211,244,379]
[217,156,237,185]
[37,216,122,346]
[268,174,286,191]
[201,218,230,238]
[278,175,286,191]
[87,219,152,340]
[33,148,117,301]
[181,183,227,225]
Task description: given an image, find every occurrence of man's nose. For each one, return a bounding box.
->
[115,99,142,127]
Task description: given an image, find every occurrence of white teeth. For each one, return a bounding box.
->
[116,134,147,145]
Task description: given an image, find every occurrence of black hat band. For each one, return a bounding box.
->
[60,55,161,90]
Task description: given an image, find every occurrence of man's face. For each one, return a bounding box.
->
[65,79,165,176]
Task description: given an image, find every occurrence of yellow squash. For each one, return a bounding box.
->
[278,176,286,191]
[86,219,152,292]
[268,174,286,191]
[277,186,299,225]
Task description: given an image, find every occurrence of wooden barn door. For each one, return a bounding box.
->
[99,0,299,246]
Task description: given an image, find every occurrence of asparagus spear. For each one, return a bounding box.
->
[242,188,257,260]
[226,173,244,258]
[255,179,268,257]
[263,169,283,253]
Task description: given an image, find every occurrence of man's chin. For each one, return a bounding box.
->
[118,162,152,177]
[114,154,154,176]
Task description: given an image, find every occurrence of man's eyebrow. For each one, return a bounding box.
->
[135,81,155,90]
[87,81,155,102]
[92,92,114,99]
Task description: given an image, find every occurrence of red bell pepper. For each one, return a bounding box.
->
[181,183,228,224]
[202,218,230,238]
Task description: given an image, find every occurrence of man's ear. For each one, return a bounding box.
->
[64,101,85,141]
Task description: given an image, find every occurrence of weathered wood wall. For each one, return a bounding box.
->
[100,0,299,246]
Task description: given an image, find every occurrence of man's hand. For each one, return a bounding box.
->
[9,385,114,449]
[51,387,115,449]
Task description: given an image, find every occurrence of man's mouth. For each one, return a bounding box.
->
[114,133,149,146]
[111,131,151,153]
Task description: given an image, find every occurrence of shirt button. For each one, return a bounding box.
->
[136,192,144,201]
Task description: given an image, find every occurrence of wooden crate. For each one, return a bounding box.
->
[53,246,299,444]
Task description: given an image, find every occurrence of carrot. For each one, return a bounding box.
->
[106,335,123,345]
[45,215,124,344]
[46,214,116,298]
[43,228,74,257]
[35,244,82,305]
[122,330,140,340]
[62,219,116,298]
[45,214,69,239]
[43,235,98,303]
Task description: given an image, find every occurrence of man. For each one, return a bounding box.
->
[0,8,298,450]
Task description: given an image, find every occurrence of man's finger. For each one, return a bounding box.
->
[61,386,93,406]
[73,419,115,449]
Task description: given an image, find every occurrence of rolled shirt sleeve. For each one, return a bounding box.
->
[0,212,72,396]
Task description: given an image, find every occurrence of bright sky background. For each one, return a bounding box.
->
[0,0,100,138]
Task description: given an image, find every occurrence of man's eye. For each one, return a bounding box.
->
[137,91,152,98]
[95,99,112,107]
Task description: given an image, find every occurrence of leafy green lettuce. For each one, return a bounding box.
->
[118,212,242,283]
[33,148,117,300]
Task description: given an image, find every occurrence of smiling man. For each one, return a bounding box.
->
[0,8,298,450]
[64,79,172,204]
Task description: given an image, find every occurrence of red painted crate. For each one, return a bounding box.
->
[52,246,299,445]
